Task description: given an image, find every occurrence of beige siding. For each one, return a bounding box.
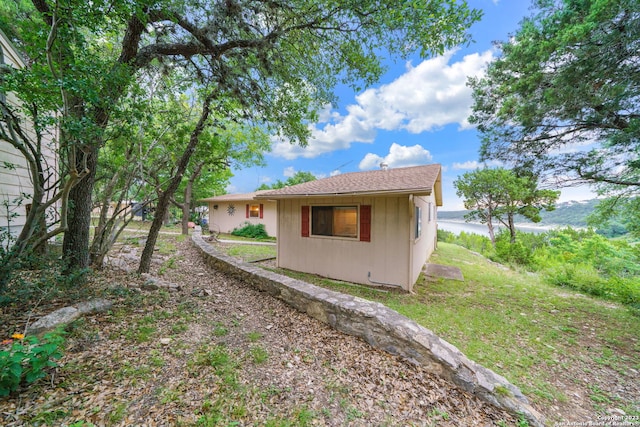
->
[208,200,277,237]
[276,194,439,292]
[276,196,411,290]
[0,32,58,234]
[409,194,439,288]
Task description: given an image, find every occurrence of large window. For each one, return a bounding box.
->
[312,206,358,238]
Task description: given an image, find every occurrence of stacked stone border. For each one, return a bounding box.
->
[192,233,544,426]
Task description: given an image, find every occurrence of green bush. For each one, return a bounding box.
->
[0,330,65,396]
[231,222,270,239]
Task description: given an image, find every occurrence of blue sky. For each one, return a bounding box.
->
[226,0,596,211]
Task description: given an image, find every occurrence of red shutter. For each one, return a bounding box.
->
[245,204,249,218]
[301,205,310,237]
[360,205,371,242]
[259,204,264,219]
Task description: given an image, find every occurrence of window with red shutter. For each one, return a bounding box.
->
[301,206,310,237]
[360,205,371,242]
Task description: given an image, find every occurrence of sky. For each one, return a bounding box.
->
[225,0,597,211]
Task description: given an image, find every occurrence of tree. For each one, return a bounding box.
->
[2,0,481,272]
[256,171,317,190]
[468,0,639,231]
[454,168,559,244]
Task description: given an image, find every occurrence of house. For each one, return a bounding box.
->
[255,164,442,292]
[200,190,277,237]
[0,29,58,243]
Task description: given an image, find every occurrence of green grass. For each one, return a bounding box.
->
[225,244,276,262]
[217,233,276,243]
[271,242,640,414]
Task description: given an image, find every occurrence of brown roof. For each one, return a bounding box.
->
[255,164,442,203]
[199,190,272,203]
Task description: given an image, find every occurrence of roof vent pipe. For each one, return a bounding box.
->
[380,162,388,170]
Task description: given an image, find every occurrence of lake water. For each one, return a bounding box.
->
[438,220,551,237]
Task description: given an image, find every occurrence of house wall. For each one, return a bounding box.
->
[0,32,59,239]
[410,194,439,288]
[208,200,277,237]
[277,194,439,292]
[277,196,411,290]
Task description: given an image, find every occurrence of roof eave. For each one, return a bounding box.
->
[255,188,433,199]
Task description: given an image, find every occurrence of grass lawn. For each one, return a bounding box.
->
[213,240,640,420]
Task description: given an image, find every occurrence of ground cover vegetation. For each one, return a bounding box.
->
[0,236,521,426]
[257,238,640,423]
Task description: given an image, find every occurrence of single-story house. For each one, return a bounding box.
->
[255,164,442,292]
[200,190,277,237]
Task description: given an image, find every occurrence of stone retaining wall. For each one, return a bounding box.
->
[192,233,543,426]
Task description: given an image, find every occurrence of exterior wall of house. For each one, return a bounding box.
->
[277,195,427,291]
[0,32,58,240]
[276,193,439,292]
[208,200,277,237]
[409,193,439,288]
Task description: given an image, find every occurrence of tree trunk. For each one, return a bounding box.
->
[180,162,204,235]
[507,213,516,243]
[138,93,215,274]
[181,180,192,235]
[63,145,98,271]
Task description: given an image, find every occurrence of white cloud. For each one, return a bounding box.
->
[271,49,496,160]
[283,166,296,177]
[359,143,433,170]
[452,159,502,170]
[452,160,481,170]
[354,49,495,134]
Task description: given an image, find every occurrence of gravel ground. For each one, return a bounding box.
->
[0,238,521,426]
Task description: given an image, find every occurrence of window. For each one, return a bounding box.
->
[312,206,358,238]
[245,203,263,218]
[301,205,370,241]
[415,206,422,238]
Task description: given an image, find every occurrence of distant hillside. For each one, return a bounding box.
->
[439,199,599,227]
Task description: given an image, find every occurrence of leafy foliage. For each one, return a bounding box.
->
[454,167,559,244]
[256,171,317,190]
[439,226,640,308]
[231,223,270,240]
[0,330,65,396]
[469,0,640,232]
[2,0,482,271]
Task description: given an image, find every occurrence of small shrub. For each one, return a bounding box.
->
[494,237,533,266]
[0,330,65,396]
[231,222,269,239]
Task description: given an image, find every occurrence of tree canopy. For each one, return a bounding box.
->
[454,167,559,244]
[1,0,482,270]
[468,0,639,229]
[256,171,316,190]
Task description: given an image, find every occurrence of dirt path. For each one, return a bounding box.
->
[0,239,520,426]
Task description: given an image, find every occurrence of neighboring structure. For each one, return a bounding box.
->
[200,190,277,237]
[0,30,58,243]
[256,164,442,292]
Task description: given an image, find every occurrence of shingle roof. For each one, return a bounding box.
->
[255,164,442,202]
[199,190,271,203]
